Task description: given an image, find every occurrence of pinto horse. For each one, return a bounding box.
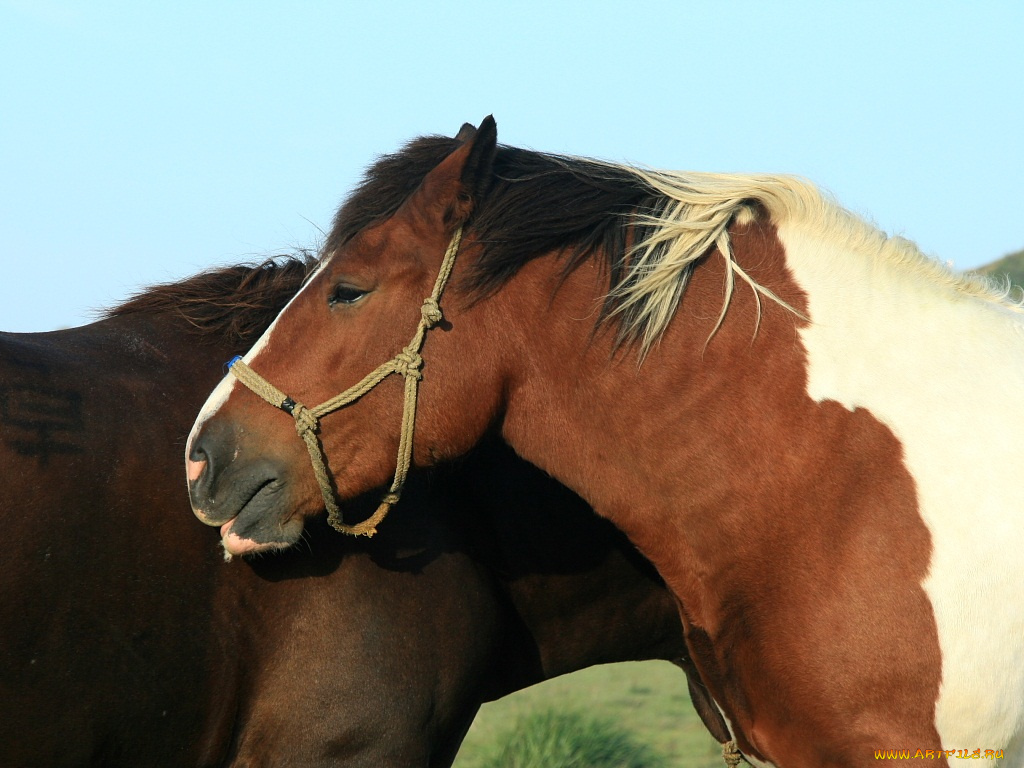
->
[0,259,722,766]
[186,117,1024,767]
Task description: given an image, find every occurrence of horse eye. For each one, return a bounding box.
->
[328,285,367,307]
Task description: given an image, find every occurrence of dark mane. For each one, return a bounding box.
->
[104,254,316,343]
[326,137,663,307]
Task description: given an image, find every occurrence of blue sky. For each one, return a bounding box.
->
[2,1,1022,331]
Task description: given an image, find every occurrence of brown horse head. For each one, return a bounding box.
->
[186,119,510,554]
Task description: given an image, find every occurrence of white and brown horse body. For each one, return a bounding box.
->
[498,207,1024,763]
[783,219,1024,758]
[185,119,1024,766]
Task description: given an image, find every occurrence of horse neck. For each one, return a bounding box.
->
[490,221,831,580]
[491,214,1024,614]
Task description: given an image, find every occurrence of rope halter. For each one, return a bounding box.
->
[226,227,464,537]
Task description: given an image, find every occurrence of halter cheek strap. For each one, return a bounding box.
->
[227,227,463,537]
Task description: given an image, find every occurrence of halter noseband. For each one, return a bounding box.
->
[226,227,463,537]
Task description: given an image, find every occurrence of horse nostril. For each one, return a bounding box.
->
[187,445,209,484]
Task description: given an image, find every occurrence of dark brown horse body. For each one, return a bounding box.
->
[0,262,700,767]
[187,121,1024,765]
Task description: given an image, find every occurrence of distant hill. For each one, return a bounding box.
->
[973,247,1024,291]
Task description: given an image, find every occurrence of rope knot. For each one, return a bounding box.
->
[420,297,443,328]
[722,740,743,768]
[290,403,318,437]
[393,348,424,380]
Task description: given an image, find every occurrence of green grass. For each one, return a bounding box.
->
[453,660,723,768]
[477,709,668,768]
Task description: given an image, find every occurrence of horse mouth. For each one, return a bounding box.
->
[218,480,302,557]
[219,518,296,558]
[240,477,280,514]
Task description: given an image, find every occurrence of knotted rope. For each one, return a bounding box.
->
[227,227,463,537]
[722,739,744,767]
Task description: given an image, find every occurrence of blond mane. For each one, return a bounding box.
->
[600,166,1023,352]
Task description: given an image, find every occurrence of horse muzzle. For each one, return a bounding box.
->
[186,424,286,527]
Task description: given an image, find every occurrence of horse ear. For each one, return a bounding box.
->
[414,116,497,231]
[460,115,497,207]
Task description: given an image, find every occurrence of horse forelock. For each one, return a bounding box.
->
[323,136,1021,358]
[104,254,317,344]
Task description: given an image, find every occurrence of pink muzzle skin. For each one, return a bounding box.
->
[219,518,268,557]
[186,457,206,483]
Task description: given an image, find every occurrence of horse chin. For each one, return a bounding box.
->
[219,516,303,559]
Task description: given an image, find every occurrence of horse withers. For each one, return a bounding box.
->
[1,258,725,767]
[187,118,1024,766]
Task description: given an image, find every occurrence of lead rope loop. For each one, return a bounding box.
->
[227,226,463,537]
